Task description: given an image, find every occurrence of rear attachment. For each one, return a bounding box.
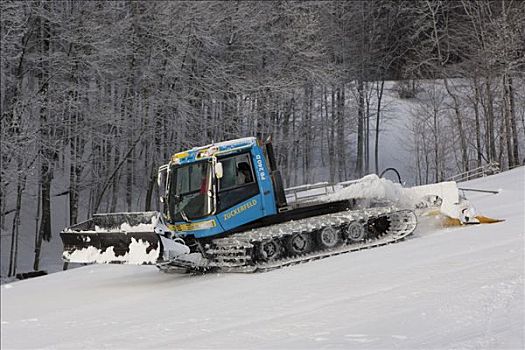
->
[61,212,188,265]
[410,182,504,226]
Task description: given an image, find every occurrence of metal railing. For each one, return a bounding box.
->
[284,182,336,202]
[284,161,508,204]
[447,162,500,183]
[284,178,365,203]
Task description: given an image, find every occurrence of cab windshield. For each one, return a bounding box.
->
[168,161,214,221]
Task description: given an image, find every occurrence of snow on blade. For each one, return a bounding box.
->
[93,213,160,233]
[63,238,160,265]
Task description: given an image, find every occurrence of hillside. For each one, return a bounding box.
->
[1,167,523,349]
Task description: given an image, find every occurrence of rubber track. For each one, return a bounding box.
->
[159,207,417,274]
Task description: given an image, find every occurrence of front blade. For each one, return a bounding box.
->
[61,231,163,265]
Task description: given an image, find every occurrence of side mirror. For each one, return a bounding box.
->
[215,162,223,179]
[157,164,169,205]
[157,172,163,188]
[158,164,168,188]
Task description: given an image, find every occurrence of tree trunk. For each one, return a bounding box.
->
[282,97,291,187]
[484,77,497,162]
[303,84,313,184]
[34,165,53,271]
[416,137,422,185]
[34,9,53,272]
[145,162,156,211]
[374,80,384,174]
[110,134,120,213]
[69,124,85,226]
[504,74,519,167]
[443,78,469,173]
[337,85,347,181]
[433,101,439,183]
[472,75,483,167]
[126,131,134,212]
[364,82,370,175]
[8,163,25,277]
[325,87,336,183]
[355,80,364,178]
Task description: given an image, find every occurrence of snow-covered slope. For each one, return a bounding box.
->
[1,167,524,349]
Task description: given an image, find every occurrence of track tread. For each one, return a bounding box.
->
[159,207,417,273]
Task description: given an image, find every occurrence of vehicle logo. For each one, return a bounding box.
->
[255,155,266,181]
[223,199,257,220]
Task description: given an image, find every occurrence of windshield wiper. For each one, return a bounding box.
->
[180,210,190,223]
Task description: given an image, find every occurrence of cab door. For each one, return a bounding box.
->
[215,152,264,231]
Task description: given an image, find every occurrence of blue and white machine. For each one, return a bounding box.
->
[61,137,419,272]
[159,137,281,239]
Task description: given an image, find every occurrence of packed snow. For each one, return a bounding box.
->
[69,213,162,233]
[92,222,157,233]
[1,167,524,349]
[329,174,408,203]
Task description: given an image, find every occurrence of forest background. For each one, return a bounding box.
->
[1,0,524,277]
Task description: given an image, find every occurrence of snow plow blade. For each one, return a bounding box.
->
[61,212,165,265]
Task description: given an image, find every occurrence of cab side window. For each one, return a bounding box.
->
[217,153,258,212]
[219,153,255,189]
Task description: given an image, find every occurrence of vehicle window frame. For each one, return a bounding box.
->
[171,160,209,196]
[216,151,260,213]
[217,152,257,193]
[167,159,214,221]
